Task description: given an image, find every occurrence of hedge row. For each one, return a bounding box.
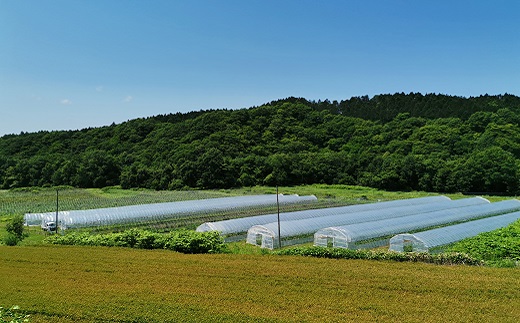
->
[44,229,225,254]
[273,246,484,266]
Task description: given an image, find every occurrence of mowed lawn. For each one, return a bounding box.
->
[1,246,519,322]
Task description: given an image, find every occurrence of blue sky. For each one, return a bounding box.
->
[1,0,519,136]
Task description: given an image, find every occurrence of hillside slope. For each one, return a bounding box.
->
[1,93,520,193]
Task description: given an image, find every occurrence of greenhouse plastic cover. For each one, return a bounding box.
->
[24,194,317,229]
[389,210,520,252]
[314,199,520,249]
[247,196,489,249]
[197,195,450,235]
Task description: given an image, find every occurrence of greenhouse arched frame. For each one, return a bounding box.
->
[388,210,520,252]
[313,199,520,250]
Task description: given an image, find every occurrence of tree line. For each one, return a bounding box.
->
[1,93,520,194]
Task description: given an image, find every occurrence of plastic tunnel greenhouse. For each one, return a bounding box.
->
[24,194,317,229]
[246,197,489,249]
[389,210,520,252]
[197,195,450,236]
[314,199,520,250]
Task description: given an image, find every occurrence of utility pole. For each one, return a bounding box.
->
[277,185,281,248]
[55,189,59,234]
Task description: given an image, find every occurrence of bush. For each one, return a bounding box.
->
[45,232,88,245]
[115,229,142,248]
[5,215,25,240]
[3,233,21,246]
[273,246,483,266]
[44,229,225,254]
[135,231,165,249]
[163,230,225,254]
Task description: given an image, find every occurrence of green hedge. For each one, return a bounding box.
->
[273,246,484,266]
[44,229,225,254]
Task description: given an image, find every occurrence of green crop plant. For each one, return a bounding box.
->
[448,219,520,266]
[0,306,30,322]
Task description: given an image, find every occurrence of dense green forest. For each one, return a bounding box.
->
[2,93,520,194]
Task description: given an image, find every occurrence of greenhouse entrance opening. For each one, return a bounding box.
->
[246,225,276,249]
[403,239,413,252]
[327,237,334,248]
[256,234,263,246]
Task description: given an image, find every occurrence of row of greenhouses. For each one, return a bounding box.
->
[245,196,490,249]
[24,194,317,229]
[196,195,450,236]
[225,197,520,250]
[313,199,520,250]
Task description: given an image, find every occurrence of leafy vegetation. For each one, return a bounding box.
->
[447,219,520,266]
[3,215,25,246]
[0,306,30,323]
[2,93,520,194]
[44,229,226,254]
[273,246,484,266]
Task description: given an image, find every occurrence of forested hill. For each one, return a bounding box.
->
[2,93,520,194]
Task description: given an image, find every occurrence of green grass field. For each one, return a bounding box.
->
[1,245,520,322]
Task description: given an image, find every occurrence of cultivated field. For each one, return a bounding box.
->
[1,185,518,322]
[1,245,520,322]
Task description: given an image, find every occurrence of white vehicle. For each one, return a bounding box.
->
[41,221,57,232]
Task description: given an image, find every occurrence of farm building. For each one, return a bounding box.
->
[197,195,450,236]
[314,199,520,250]
[389,210,520,252]
[247,197,489,249]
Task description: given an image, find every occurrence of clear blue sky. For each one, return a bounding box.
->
[1,0,519,136]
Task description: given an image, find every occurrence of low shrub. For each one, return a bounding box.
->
[135,231,165,249]
[273,246,484,266]
[3,233,21,246]
[44,229,225,254]
[163,230,225,254]
[114,229,142,248]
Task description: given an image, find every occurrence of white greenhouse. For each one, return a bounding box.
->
[24,194,317,229]
[247,197,489,249]
[197,195,450,236]
[314,199,520,250]
[389,210,520,252]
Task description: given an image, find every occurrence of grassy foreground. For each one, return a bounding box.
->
[1,245,520,322]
